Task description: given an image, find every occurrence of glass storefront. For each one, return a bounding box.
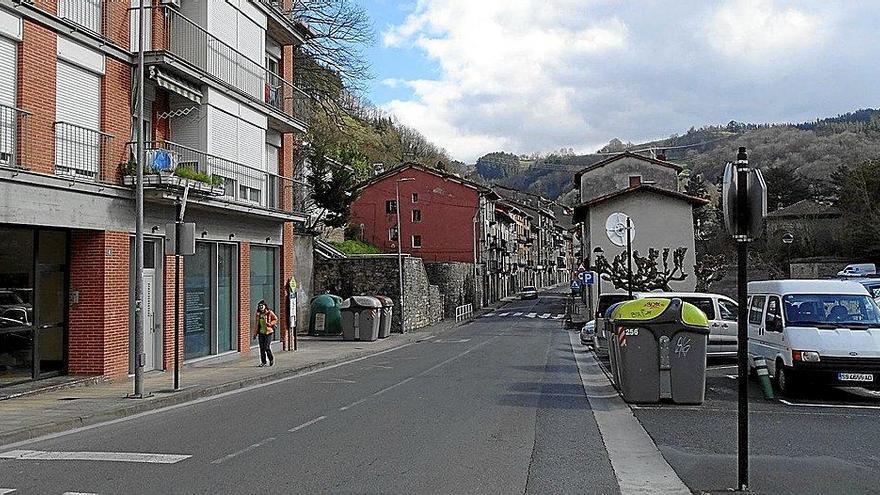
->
[249,246,278,341]
[184,242,238,360]
[0,227,68,388]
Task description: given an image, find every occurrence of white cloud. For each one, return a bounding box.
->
[377,1,875,163]
[706,0,826,62]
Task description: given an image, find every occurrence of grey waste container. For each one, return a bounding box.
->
[604,302,627,387]
[374,296,394,338]
[340,296,382,342]
[609,298,710,404]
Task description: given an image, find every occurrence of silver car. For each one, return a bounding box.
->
[520,286,538,300]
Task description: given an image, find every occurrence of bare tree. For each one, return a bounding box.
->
[595,247,689,292]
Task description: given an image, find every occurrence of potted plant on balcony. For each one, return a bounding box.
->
[121,150,225,196]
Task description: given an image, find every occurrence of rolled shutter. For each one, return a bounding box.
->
[55,60,101,178]
[0,37,15,107]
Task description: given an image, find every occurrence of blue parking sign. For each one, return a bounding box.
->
[581,272,595,285]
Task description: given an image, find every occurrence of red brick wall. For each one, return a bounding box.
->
[104,0,132,50]
[67,231,130,377]
[238,242,252,353]
[18,20,57,174]
[102,58,132,184]
[350,168,481,263]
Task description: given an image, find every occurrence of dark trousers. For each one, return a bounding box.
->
[258,333,274,364]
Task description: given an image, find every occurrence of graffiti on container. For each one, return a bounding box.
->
[674,335,692,358]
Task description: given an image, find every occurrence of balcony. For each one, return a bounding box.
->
[148,6,313,133]
[129,140,295,215]
[0,104,30,170]
[54,122,113,182]
[255,0,312,46]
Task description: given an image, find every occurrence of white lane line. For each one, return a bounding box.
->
[0,450,190,464]
[372,377,415,397]
[708,365,738,370]
[315,378,357,384]
[2,341,417,450]
[211,437,276,465]
[0,489,16,494]
[569,332,690,495]
[339,398,368,411]
[526,313,537,318]
[288,416,327,433]
[779,399,880,410]
[513,312,523,317]
[62,492,98,495]
[417,335,434,341]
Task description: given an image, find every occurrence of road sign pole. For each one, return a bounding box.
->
[173,201,181,391]
[626,217,633,298]
[735,147,750,492]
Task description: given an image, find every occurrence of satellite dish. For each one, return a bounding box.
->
[605,212,634,247]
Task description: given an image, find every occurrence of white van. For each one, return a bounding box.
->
[593,291,738,357]
[747,280,880,395]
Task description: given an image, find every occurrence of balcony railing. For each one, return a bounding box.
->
[59,0,103,37]
[259,0,307,23]
[156,7,312,128]
[54,122,113,182]
[0,104,30,170]
[143,140,292,213]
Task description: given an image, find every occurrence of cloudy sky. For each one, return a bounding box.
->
[360,0,880,162]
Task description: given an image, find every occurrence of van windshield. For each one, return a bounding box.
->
[783,294,880,326]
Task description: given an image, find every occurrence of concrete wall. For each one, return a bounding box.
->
[292,233,314,334]
[790,260,849,279]
[314,256,443,333]
[424,262,480,317]
[579,156,678,203]
[587,190,698,292]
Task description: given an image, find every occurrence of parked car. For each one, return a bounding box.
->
[520,286,538,300]
[747,279,880,395]
[580,320,595,346]
[632,292,739,357]
[837,263,876,277]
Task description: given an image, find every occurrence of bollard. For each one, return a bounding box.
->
[753,357,775,400]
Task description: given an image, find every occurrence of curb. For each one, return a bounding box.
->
[0,321,462,447]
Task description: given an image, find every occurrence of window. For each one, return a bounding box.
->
[55,60,101,180]
[389,227,398,241]
[412,210,422,223]
[411,235,422,248]
[682,297,715,320]
[411,192,419,203]
[748,296,766,324]
[250,246,279,342]
[718,299,738,322]
[783,293,880,325]
[240,185,262,204]
[386,200,397,214]
[765,296,782,331]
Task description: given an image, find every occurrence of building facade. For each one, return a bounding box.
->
[0,0,311,388]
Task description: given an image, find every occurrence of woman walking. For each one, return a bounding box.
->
[254,300,278,367]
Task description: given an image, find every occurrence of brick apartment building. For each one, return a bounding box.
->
[0,0,312,388]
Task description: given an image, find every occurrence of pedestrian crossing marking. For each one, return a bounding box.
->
[482,312,565,320]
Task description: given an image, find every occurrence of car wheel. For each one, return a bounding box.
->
[775,360,799,397]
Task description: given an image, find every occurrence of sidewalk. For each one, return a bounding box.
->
[0,305,502,447]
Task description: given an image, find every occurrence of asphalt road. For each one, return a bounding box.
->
[623,356,880,494]
[0,288,620,495]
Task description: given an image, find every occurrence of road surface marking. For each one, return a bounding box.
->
[433,338,471,343]
[569,332,690,495]
[0,450,190,464]
[498,312,510,317]
[372,377,415,396]
[513,312,523,316]
[62,492,98,495]
[779,399,880,410]
[483,313,496,317]
[552,314,563,320]
[288,416,327,433]
[211,438,276,464]
[0,489,16,494]
[1,341,417,450]
[708,365,738,370]
[526,313,537,318]
[362,364,393,369]
[539,313,551,319]
[315,378,357,384]
[339,398,368,411]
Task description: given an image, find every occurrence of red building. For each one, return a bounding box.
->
[351,164,495,263]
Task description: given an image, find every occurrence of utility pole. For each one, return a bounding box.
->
[132,0,146,399]
[734,146,750,492]
[626,216,633,298]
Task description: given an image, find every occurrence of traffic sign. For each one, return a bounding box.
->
[581,271,595,285]
[570,280,581,290]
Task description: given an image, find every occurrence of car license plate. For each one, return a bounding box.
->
[838,372,874,382]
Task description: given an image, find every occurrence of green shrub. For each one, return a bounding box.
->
[330,240,382,255]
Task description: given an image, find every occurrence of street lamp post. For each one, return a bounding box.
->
[132,0,146,399]
[395,177,415,332]
[782,232,794,278]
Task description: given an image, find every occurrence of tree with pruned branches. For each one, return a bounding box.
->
[594,247,690,292]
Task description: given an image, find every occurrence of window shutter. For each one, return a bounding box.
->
[55,60,101,178]
[0,37,15,107]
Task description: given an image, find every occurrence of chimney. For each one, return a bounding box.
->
[657,149,667,161]
[629,175,642,187]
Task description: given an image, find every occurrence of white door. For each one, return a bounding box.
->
[142,270,157,371]
[762,295,786,372]
[747,295,772,368]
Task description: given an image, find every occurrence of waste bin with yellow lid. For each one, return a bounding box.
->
[609,297,710,404]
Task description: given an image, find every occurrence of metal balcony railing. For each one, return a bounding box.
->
[259,0,307,22]
[59,0,103,37]
[0,104,31,170]
[156,7,312,128]
[54,122,113,182]
[143,140,293,213]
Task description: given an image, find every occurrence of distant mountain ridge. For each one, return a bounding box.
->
[468,108,880,204]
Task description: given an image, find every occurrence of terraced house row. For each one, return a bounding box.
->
[0,0,314,388]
